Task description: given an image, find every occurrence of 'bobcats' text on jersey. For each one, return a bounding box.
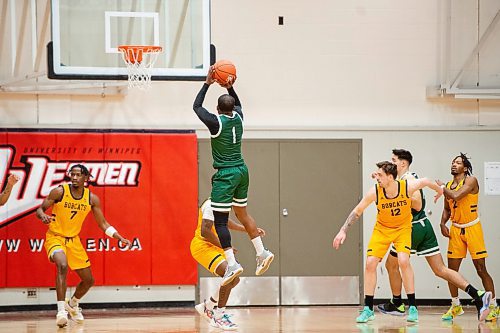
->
[50,184,91,237]
[446,177,478,224]
[375,179,412,229]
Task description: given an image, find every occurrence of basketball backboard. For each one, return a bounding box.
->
[48,0,212,81]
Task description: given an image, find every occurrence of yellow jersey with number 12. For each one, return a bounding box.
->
[375,179,412,229]
[49,183,91,237]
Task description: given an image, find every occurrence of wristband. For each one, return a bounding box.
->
[105,226,117,238]
[440,184,445,189]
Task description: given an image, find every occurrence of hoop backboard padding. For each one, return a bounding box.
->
[49,0,210,81]
[118,45,162,90]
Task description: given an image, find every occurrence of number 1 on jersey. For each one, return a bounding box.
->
[232,127,236,144]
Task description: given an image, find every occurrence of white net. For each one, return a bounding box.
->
[119,46,162,90]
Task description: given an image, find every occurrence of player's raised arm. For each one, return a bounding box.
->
[407,177,444,203]
[436,176,478,202]
[90,193,131,249]
[0,174,19,206]
[193,67,219,135]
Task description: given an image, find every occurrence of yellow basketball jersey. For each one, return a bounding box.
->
[375,179,412,229]
[446,177,478,224]
[194,199,217,240]
[50,184,92,237]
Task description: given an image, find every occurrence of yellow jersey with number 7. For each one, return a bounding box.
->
[49,183,91,237]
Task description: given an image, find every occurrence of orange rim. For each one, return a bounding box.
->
[118,45,162,63]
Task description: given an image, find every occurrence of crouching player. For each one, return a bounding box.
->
[191,198,266,330]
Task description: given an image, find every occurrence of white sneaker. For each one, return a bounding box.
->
[195,300,214,323]
[56,310,68,327]
[210,313,238,330]
[256,249,274,275]
[65,299,84,323]
[221,262,243,286]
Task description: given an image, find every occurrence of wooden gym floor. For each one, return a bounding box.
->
[0,306,498,333]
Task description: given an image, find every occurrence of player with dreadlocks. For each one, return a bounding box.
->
[437,153,497,321]
[36,164,133,328]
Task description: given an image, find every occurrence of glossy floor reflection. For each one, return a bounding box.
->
[0,306,498,332]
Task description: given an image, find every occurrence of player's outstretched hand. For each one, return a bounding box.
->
[7,174,19,186]
[220,76,235,89]
[119,238,132,250]
[39,212,54,224]
[434,180,445,203]
[205,66,216,85]
[333,230,346,250]
[257,227,266,237]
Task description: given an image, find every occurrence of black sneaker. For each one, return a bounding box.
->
[377,301,405,316]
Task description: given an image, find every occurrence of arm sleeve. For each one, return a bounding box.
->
[193,83,220,135]
[227,87,243,119]
[201,201,215,221]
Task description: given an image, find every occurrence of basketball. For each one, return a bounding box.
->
[213,60,237,86]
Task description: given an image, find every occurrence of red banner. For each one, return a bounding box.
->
[0,130,198,287]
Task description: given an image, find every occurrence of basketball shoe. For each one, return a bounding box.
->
[486,305,499,322]
[195,300,214,323]
[256,249,274,275]
[65,299,84,323]
[377,300,405,316]
[56,310,68,327]
[210,311,238,330]
[356,306,375,323]
[475,291,492,321]
[442,304,464,321]
[407,306,418,322]
[221,262,243,286]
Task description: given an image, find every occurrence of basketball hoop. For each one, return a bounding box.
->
[118,45,162,90]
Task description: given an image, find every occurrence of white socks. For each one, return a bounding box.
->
[451,297,460,306]
[224,249,236,266]
[251,236,265,256]
[207,297,217,310]
[57,301,65,312]
[69,296,80,307]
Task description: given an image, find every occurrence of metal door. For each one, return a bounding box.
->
[279,141,362,305]
[198,140,362,305]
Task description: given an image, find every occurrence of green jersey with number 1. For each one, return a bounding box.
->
[211,112,244,168]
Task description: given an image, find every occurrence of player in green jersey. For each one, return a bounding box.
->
[193,67,274,286]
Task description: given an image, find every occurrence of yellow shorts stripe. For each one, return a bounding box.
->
[367,225,411,258]
[190,237,225,275]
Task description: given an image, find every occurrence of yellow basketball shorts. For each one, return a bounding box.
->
[44,231,90,270]
[447,222,488,260]
[190,236,226,275]
[367,225,412,258]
